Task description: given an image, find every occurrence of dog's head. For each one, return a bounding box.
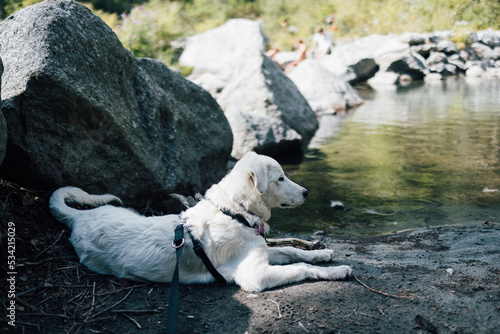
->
[223,152,309,221]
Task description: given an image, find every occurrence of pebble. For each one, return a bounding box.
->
[330,201,345,209]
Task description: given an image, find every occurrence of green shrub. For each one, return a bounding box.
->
[3,0,499,72]
[113,1,184,66]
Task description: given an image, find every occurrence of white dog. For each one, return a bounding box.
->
[50,152,352,292]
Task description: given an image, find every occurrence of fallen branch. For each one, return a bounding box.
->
[353,275,415,299]
[266,238,325,250]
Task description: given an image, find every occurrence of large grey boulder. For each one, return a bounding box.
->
[287,60,363,113]
[473,29,500,48]
[436,40,459,55]
[180,18,267,76]
[411,44,437,59]
[426,52,463,77]
[0,0,232,210]
[0,57,6,166]
[471,42,498,60]
[368,49,428,86]
[226,111,303,162]
[182,21,317,162]
[217,51,318,161]
[320,34,408,84]
[380,49,428,79]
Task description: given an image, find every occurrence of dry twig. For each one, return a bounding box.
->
[111,309,161,314]
[268,299,283,318]
[83,282,97,321]
[353,275,415,299]
[35,230,65,259]
[122,313,142,329]
[89,288,134,320]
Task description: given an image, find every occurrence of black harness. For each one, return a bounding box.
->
[166,207,263,333]
[186,228,227,286]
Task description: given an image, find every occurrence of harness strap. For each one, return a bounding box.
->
[166,224,185,334]
[187,229,227,286]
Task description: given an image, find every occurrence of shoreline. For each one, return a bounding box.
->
[2,181,498,334]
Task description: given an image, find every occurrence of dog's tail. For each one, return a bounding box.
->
[49,187,122,229]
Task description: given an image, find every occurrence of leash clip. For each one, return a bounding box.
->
[172,223,185,249]
[172,238,184,249]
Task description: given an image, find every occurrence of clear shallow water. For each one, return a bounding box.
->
[270,77,500,236]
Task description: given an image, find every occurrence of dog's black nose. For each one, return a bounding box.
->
[303,190,309,198]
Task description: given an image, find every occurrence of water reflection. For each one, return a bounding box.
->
[271,77,500,236]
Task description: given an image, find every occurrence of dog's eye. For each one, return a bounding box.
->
[278,176,285,182]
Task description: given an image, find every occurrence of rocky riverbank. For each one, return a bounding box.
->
[2,182,498,333]
[1,4,499,332]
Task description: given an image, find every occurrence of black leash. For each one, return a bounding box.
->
[166,224,185,334]
[166,223,226,333]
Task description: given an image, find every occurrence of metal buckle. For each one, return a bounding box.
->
[172,238,184,249]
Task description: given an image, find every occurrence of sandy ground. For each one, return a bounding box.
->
[1,182,499,333]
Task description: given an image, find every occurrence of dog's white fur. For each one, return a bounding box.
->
[50,152,352,291]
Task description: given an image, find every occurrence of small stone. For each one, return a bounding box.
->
[330,201,345,209]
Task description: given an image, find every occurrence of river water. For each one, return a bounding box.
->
[271,77,500,236]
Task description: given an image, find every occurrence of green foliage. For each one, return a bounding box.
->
[82,2,119,29]
[260,0,500,49]
[89,0,147,14]
[2,0,499,69]
[1,0,42,18]
[112,0,262,69]
[113,0,185,66]
[0,0,143,18]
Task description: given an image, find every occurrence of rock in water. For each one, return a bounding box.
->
[181,20,318,162]
[180,18,267,73]
[0,0,232,211]
[287,60,363,113]
[218,50,318,162]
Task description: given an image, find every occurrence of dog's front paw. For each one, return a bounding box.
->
[338,265,353,279]
[311,249,335,263]
[327,265,353,280]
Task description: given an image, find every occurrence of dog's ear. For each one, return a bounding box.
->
[249,164,268,194]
